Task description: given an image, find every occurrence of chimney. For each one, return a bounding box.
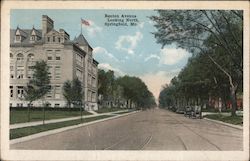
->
[42,15,54,37]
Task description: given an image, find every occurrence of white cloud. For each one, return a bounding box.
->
[148,20,155,25]
[115,32,143,55]
[85,20,102,37]
[98,63,125,76]
[93,47,119,62]
[143,46,190,65]
[159,47,190,65]
[140,70,181,101]
[144,54,160,62]
[138,22,144,29]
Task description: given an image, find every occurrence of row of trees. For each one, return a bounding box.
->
[98,69,156,109]
[151,10,243,116]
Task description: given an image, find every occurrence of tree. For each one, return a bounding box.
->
[24,60,51,122]
[117,75,156,109]
[63,80,73,107]
[150,10,243,116]
[72,78,83,106]
[98,69,116,107]
[63,78,83,107]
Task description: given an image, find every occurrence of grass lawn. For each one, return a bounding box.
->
[204,114,243,125]
[10,115,112,139]
[95,107,126,113]
[10,109,91,124]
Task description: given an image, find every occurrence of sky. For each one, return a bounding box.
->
[11,9,191,102]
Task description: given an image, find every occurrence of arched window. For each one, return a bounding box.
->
[17,53,24,61]
[27,53,34,61]
[10,53,13,59]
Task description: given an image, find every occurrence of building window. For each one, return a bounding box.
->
[48,66,53,79]
[55,66,61,79]
[92,92,96,102]
[16,35,21,41]
[27,53,34,61]
[76,69,83,81]
[30,35,35,41]
[17,53,24,61]
[17,66,24,79]
[10,86,13,98]
[54,104,60,107]
[55,85,61,99]
[46,103,51,107]
[88,74,91,85]
[92,77,96,88]
[47,37,50,42]
[27,103,33,107]
[47,86,53,98]
[55,53,61,60]
[17,86,24,99]
[17,103,23,107]
[47,53,53,60]
[53,36,55,42]
[76,54,83,66]
[27,66,33,79]
[10,53,13,59]
[88,61,92,72]
[88,90,91,101]
[58,37,61,43]
[10,66,14,78]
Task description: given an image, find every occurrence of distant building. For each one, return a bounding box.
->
[10,15,98,110]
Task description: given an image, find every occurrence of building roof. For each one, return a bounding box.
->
[31,27,42,37]
[93,59,99,65]
[10,28,43,45]
[74,33,93,50]
[74,34,89,45]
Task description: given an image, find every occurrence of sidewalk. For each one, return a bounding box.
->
[204,118,243,130]
[10,110,140,144]
[10,110,130,129]
[202,111,243,117]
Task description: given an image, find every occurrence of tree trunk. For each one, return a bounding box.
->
[230,86,237,116]
[28,102,31,122]
[43,106,45,125]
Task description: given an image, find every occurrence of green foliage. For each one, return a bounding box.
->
[63,78,83,107]
[10,108,91,124]
[151,10,243,115]
[24,60,51,104]
[98,69,156,109]
[10,115,112,139]
[63,80,72,107]
[204,114,243,125]
[117,75,156,108]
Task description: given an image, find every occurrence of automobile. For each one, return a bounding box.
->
[184,106,192,117]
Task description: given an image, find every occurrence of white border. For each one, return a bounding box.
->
[1,1,249,161]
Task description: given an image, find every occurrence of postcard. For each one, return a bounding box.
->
[1,1,249,161]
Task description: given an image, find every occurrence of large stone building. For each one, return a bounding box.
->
[10,15,98,110]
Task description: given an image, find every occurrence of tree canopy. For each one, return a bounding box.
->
[24,60,51,105]
[63,78,83,107]
[151,10,243,116]
[98,69,156,109]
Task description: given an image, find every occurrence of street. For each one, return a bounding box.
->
[11,108,243,150]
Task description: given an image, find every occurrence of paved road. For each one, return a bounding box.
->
[11,108,243,150]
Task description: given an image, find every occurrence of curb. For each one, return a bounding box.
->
[10,110,130,129]
[10,110,140,145]
[203,118,243,130]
